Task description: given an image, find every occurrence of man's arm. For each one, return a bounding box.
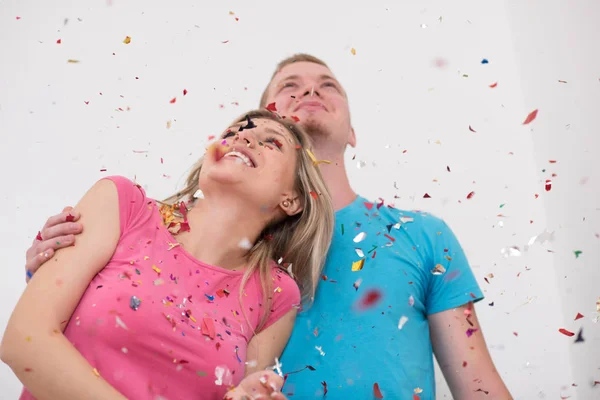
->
[1,180,126,400]
[429,302,512,399]
[24,206,82,282]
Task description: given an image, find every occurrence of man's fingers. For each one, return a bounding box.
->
[25,248,54,282]
[41,209,81,233]
[40,221,82,244]
[261,373,284,393]
[62,206,74,213]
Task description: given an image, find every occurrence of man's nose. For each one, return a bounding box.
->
[301,84,320,98]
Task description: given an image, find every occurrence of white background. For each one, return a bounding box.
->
[1,0,598,398]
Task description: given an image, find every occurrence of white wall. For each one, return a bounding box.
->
[0,0,598,398]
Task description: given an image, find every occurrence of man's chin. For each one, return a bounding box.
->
[300,118,329,138]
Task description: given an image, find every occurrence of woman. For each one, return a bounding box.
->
[1,109,335,400]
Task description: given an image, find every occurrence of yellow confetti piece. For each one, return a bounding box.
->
[352,259,365,271]
[154,279,164,286]
[143,256,150,260]
[305,148,331,166]
[274,286,282,293]
[444,255,452,261]
[164,301,173,307]
[67,59,80,63]
[414,387,423,394]
[190,316,197,323]
[123,36,131,44]
[351,48,356,55]
[152,265,161,274]
[25,336,32,342]
[93,368,101,377]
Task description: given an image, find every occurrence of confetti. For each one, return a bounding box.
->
[489,82,498,88]
[93,368,101,377]
[398,316,409,330]
[574,250,582,258]
[423,193,431,198]
[315,346,325,356]
[523,109,539,125]
[373,383,384,398]
[202,317,216,339]
[356,289,382,310]
[169,97,177,104]
[353,278,362,290]
[130,295,141,311]
[67,59,80,63]
[355,248,364,258]
[115,316,128,330]
[123,36,131,44]
[431,264,446,275]
[183,89,188,96]
[545,179,552,191]
[238,238,253,250]
[466,328,478,337]
[500,246,521,258]
[305,148,331,166]
[266,102,277,112]
[36,231,43,241]
[481,58,489,64]
[310,191,318,200]
[351,48,356,55]
[574,328,584,343]
[408,295,415,307]
[56,39,62,44]
[321,381,328,395]
[558,328,575,337]
[574,313,584,320]
[353,232,367,243]
[352,258,365,272]
[466,191,475,199]
[468,125,477,133]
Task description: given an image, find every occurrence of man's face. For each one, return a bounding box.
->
[264,62,356,154]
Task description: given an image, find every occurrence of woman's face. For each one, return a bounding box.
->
[199,117,303,217]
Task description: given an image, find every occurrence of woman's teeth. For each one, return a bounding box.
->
[224,151,253,168]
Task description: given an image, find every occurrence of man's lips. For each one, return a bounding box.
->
[295,101,327,112]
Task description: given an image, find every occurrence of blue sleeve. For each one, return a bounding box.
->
[423,216,484,315]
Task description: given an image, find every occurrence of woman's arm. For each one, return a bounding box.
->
[245,308,297,376]
[0,179,127,400]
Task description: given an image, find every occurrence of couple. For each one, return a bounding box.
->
[2,54,512,399]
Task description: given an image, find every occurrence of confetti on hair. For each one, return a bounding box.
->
[558,328,574,337]
[373,383,384,398]
[123,36,131,44]
[310,191,318,200]
[305,148,331,166]
[523,109,538,125]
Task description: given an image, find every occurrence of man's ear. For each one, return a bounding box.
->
[279,193,303,217]
[348,127,357,148]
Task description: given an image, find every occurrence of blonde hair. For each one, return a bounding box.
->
[164,109,334,331]
[259,53,329,108]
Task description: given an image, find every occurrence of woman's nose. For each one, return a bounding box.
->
[236,130,255,148]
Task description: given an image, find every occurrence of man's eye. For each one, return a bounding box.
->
[282,82,296,88]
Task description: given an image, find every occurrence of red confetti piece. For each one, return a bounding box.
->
[321,381,328,395]
[559,328,575,337]
[100,169,107,172]
[545,179,552,191]
[84,101,89,105]
[66,214,75,222]
[423,193,431,198]
[574,313,584,320]
[467,191,475,199]
[357,289,382,311]
[310,191,318,200]
[469,125,476,132]
[549,160,557,163]
[201,317,216,339]
[447,166,451,172]
[383,234,395,242]
[183,89,188,96]
[373,383,383,399]
[24,368,32,372]
[56,39,62,44]
[221,40,229,44]
[363,202,373,210]
[169,97,176,104]
[291,115,300,122]
[36,231,43,241]
[208,135,215,141]
[413,395,421,400]
[489,82,498,88]
[462,361,468,367]
[16,16,21,20]
[523,109,539,125]
[466,328,478,337]
[266,102,277,112]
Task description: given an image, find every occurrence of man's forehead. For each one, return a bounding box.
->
[275,62,337,82]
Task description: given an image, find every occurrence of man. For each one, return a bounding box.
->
[24,54,511,399]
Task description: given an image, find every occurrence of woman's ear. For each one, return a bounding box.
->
[279,192,303,217]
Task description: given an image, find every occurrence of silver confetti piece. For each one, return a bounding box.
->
[130,295,141,311]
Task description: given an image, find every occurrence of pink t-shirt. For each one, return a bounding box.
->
[21,176,300,400]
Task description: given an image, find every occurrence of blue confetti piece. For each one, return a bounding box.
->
[26,269,33,279]
[235,346,242,363]
[481,58,489,64]
[130,295,141,311]
[205,294,215,301]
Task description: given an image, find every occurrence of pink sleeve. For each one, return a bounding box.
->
[100,176,148,236]
[261,267,301,331]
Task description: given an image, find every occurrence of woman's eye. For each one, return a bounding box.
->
[265,137,283,149]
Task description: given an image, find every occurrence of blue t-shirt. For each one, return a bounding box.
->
[280,195,484,399]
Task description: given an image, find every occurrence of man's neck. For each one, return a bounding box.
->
[313,149,357,212]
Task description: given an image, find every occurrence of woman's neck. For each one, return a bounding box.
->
[173,196,268,270]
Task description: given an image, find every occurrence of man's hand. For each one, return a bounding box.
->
[25,206,82,282]
[224,370,287,400]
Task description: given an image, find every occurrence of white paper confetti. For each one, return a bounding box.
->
[238,238,253,250]
[353,232,367,243]
[355,248,364,257]
[500,246,522,258]
[115,316,128,330]
[315,346,325,356]
[408,295,415,307]
[357,161,366,168]
[398,316,409,329]
[400,216,414,224]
